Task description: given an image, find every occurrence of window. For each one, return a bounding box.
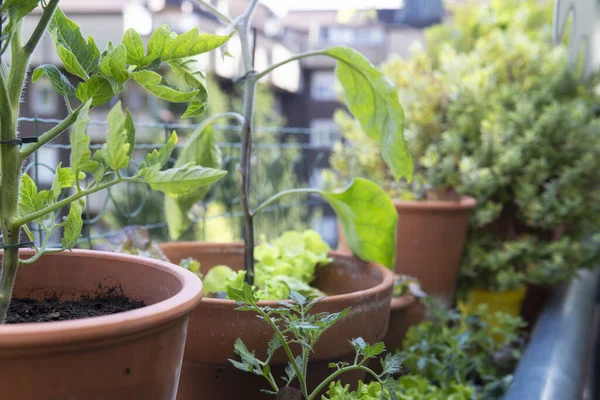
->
[311,71,336,101]
[30,79,58,116]
[310,119,340,146]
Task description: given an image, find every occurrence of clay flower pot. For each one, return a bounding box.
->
[0,249,203,400]
[338,196,477,307]
[382,295,417,353]
[161,242,394,400]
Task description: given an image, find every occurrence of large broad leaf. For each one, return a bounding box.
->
[165,125,222,239]
[99,43,129,83]
[61,199,84,249]
[32,64,75,96]
[101,101,130,171]
[323,46,413,181]
[69,99,97,175]
[18,174,44,218]
[122,29,146,66]
[131,70,199,102]
[320,178,397,269]
[75,76,117,106]
[49,8,100,77]
[146,163,226,198]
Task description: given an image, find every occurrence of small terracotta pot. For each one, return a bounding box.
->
[0,250,203,400]
[338,196,477,307]
[381,294,417,353]
[161,242,394,400]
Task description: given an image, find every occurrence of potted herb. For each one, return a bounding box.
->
[410,0,600,324]
[0,2,231,397]
[157,0,413,398]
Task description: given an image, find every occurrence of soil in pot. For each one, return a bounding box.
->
[0,249,203,400]
[6,295,144,323]
[161,242,394,400]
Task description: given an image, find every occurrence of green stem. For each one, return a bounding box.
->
[253,50,327,82]
[252,188,321,217]
[20,108,81,159]
[258,308,309,398]
[308,366,382,400]
[12,177,124,228]
[24,0,60,55]
[193,0,232,24]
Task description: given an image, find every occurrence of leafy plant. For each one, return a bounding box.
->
[392,275,426,298]
[398,299,526,399]
[227,283,404,400]
[166,0,414,286]
[0,1,232,322]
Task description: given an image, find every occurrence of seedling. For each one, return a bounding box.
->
[167,0,414,286]
[0,1,232,322]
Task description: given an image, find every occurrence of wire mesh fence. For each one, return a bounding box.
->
[18,116,339,250]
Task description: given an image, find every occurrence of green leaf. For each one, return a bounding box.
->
[3,0,38,34]
[100,43,129,83]
[122,28,146,66]
[50,164,75,200]
[57,45,89,80]
[145,131,178,169]
[32,64,75,96]
[124,109,136,158]
[168,58,209,118]
[75,76,117,106]
[18,174,44,218]
[363,342,386,359]
[323,46,413,181]
[49,8,100,76]
[142,24,171,66]
[145,163,226,198]
[101,101,130,170]
[161,29,233,61]
[70,99,97,175]
[321,178,397,269]
[61,199,84,249]
[131,70,199,102]
[181,100,208,118]
[165,124,222,239]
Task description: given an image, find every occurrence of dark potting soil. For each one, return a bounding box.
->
[5,295,145,324]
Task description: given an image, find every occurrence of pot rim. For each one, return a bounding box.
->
[390,294,416,311]
[393,195,477,211]
[160,242,395,307]
[0,249,203,347]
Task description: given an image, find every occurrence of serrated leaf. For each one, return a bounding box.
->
[146,163,226,197]
[289,291,307,306]
[100,43,129,83]
[143,24,171,65]
[380,353,403,376]
[32,64,75,96]
[49,8,99,76]
[122,28,145,66]
[363,342,386,359]
[61,199,84,249]
[321,178,397,269]
[324,46,413,181]
[165,124,221,239]
[18,174,44,218]
[161,29,233,61]
[70,99,97,175]
[50,164,75,200]
[131,70,199,102]
[101,101,130,171]
[75,76,116,106]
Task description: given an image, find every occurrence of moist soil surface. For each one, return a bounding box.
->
[6,296,145,324]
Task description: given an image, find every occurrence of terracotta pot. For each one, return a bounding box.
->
[338,196,477,307]
[381,295,417,353]
[0,250,203,400]
[161,242,394,400]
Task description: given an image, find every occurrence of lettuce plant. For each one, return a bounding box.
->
[166,0,414,285]
[0,1,232,322]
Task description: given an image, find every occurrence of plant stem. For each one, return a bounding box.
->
[252,188,321,217]
[253,50,327,82]
[308,365,382,400]
[193,0,233,25]
[24,0,59,54]
[235,0,260,285]
[20,107,81,159]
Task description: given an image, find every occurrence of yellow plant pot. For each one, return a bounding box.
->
[458,285,527,329]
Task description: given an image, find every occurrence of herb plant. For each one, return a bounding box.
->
[167,0,414,287]
[0,1,233,322]
[227,283,404,400]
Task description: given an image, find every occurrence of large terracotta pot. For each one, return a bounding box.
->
[338,197,477,307]
[0,250,203,400]
[161,242,394,400]
[382,295,418,353]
